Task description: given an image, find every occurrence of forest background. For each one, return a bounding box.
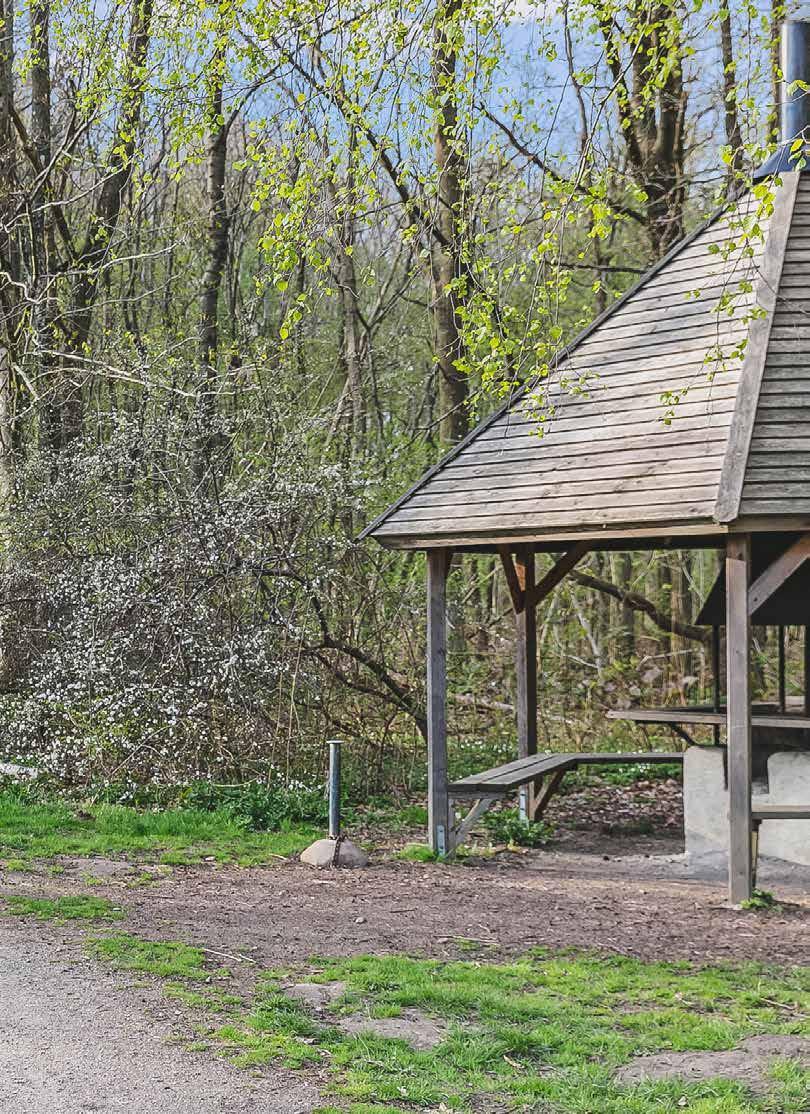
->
[0,0,794,801]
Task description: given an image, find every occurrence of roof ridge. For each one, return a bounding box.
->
[714,172,800,524]
[359,190,747,544]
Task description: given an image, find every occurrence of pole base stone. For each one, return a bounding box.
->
[300,837,369,868]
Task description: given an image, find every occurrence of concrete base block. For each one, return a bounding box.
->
[683,747,728,866]
[684,745,810,869]
[759,752,810,866]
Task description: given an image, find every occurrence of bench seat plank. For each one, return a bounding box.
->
[752,805,810,821]
[448,751,683,796]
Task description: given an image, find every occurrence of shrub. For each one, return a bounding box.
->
[179,779,328,831]
[481,807,553,848]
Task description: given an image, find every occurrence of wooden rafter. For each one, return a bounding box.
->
[497,545,526,612]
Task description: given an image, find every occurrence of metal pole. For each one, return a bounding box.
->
[328,739,342,840]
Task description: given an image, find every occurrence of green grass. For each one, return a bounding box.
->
[85,931,810,1113]
[396,843,438,863]
[86,932,229,980]
[0,791,319,866]
[3,894,124,921]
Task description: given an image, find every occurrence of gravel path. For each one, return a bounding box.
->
[0,923,320,1114]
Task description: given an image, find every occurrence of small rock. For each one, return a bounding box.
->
[300,838,369,869]
[286,982,346,1010]
[339,1011,446,1051]
[355,916,366,924]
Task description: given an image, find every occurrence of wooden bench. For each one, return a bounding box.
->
[752,805,810,822]
[446,751,683,849]
[750,806,810,888]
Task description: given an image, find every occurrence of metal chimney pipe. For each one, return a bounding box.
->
[780,18,810,146]
[754,18,810,178]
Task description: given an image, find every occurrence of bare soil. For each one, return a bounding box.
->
[615,1034,810,1094]
[3,835,809,968]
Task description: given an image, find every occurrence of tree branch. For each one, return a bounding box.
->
[570,570,709,643]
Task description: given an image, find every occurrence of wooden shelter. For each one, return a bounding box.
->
[361,25,810,903]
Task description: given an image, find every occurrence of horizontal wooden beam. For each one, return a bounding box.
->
[747,533,810,615]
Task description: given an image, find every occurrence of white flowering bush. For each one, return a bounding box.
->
[0,409,363,795]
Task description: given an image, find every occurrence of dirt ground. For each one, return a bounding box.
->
[3,833,810,967]
[2,817,810,1114]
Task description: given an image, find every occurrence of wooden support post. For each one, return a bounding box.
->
[804,627,810,718]
[726,535,753,905]
[427,549,451,856]
[712,624,721,746]
[712,626,721,711]
[515,545,538,820]
[778,626,786,713]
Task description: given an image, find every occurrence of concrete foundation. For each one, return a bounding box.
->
[684,746,810,869]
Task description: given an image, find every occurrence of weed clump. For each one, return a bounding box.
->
[482,807,553,848]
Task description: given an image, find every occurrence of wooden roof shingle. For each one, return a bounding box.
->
[363,172,808,549]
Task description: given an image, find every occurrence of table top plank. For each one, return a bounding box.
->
[608,707,810,729]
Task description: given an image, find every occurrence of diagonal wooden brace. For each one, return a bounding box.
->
[498,542,590,614]
[747,533,810,616]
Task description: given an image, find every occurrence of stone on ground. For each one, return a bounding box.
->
[285,981,346,1010]
[300,837,369,868]
[339,1011,446,1050]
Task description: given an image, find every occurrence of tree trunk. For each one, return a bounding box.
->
[336,126,364,448]
[619,552,635,659]
[30,0,57,454]
[600,1,687,257]
[719,5,743,185]
[0,0,15,506]
[431,0,468,446]
[195,31,229,482]
[62,0,154,447]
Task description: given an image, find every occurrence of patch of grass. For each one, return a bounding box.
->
[0,790,319,866]
[3,894,124,921]
[164,983,242,1014]
[396,843,437,863]
[0,857,31,872]
[84,929,810,1113]
[276,952,809,1112]
[314,1107,411,1114]
[741,889,780,911]
[764,1058,810,1111]
[86,932,228,981]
